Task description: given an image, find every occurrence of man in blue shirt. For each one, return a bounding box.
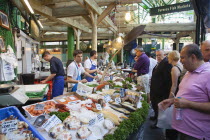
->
[41,51,65,98]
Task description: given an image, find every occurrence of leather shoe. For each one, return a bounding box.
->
[149,116,156,121]
[150,124,158,129]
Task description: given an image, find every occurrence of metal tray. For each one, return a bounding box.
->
[0,84,14,94]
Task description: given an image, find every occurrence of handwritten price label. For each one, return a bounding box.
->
[115,97,121,104]
[97,113,104,122]
[104,95,111,103]
[105,85,109,89]
[2,120,18,133]
[41,115,62,132]
[35,104,45,110]
[89,118,96,126]
[95,103,102,110]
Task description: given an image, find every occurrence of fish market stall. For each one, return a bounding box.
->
[16,71,149,140]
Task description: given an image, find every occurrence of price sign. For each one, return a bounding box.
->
[35,104,45,110]
[105,85,109,90]
[82,90,88,94]
[89,118,96,126]
[68,101,78,105]
[1,120,18,133]
[77,89,81,94]
[95,103,102,110]
[104,76,110,81]
[97,113,104,122]
[104,95,111,103]
[115,97,121,104]
[42,115,62,132]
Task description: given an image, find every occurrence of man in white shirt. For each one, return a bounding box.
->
[146,52,157,79]
[67,50,96,92]
[84,50,99,82]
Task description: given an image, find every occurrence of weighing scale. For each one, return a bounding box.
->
[0,84,29,106]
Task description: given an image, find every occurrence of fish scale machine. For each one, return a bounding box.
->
[0,84,29,106]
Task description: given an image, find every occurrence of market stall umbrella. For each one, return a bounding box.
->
[124,25,146,45]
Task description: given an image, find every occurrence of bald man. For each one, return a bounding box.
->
[201,40,210,62]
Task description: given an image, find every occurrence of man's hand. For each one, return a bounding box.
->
[97,70,102,74]
[158,98,174,110]
[40,80,47,84]
[94,75,98,79]
[174,98,190,109]
[80,79,87,83]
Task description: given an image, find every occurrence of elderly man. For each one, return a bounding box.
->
[150,49,172,128]
[132,46,150,94]
[201,40,210,62]
[160,44,210,140]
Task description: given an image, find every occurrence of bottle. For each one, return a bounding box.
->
[124,60,127,69]
[176,97,182,120]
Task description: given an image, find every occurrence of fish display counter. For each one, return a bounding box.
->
[19,73,149,140]
[0,73,149,140]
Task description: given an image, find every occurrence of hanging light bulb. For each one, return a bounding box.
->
[125,6,131,22]
[108,40,112,45]
[116,36,123,43]
[89,45,92,49]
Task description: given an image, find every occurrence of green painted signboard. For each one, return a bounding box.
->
[150,2,193,16]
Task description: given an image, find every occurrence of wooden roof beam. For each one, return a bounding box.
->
[52,6,88,18]
[41,0,69,5]
[84,0,117,32]
[42,26,68,32]
[27,0,91,33]
[96,0,142,6]
[41,33,114,41]
[97,2,116,25]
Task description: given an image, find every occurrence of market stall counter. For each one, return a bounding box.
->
[20,88,148,140]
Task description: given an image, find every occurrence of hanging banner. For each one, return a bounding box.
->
[150,2,193,16]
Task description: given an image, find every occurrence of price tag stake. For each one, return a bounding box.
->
[104,95,111,103]
[2,120,18,133]
[97,113,104,122]
[35,104,45,110]
[95,103,102,110]
[41,115,62,132]
[115,97,121,104]
[89,118,96,126]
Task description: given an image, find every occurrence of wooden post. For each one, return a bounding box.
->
[190,31,196,43]
[121,48,124,63]
[172,38,180,51]
[89,10,98,51]
[73,28,82,50]
[67,27,74,60]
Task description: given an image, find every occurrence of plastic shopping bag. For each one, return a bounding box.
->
[157,105,174,129]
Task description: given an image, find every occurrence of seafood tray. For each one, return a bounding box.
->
[23,100,57,118]
[0,106,44,140]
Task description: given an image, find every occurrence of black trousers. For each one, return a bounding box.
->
[150,94,167,123]
[166,129,178,140]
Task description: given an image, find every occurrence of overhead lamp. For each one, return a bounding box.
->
[24,0,34,14]
[116,36,123,43]
[89,45,92,49]
[125,7,131,22]
[38,20,43,28]
[108,40,112,45]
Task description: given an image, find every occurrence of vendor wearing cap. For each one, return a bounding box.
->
[67,50,97,92]
[41,51,65,98]
[132,46,150,94]
[84,50,99,82]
